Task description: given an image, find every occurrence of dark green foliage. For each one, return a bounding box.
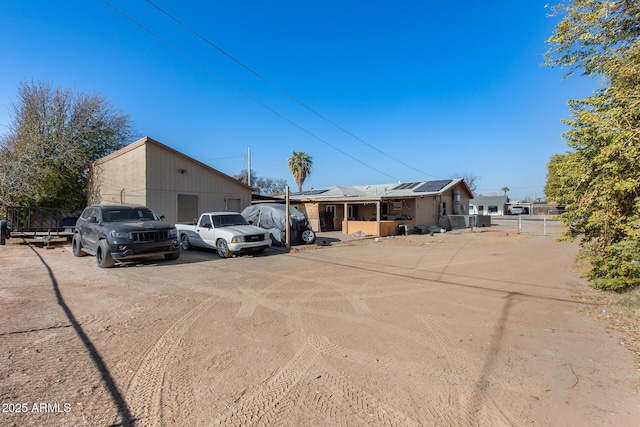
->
[0,81,135,212]
[544,1,640,290]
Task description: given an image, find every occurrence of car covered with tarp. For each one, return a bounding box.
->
[241,203,316,246]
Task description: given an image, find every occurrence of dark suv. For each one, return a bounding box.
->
[72,204,180,268]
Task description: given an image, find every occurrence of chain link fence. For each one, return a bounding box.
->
[488,216,564,237]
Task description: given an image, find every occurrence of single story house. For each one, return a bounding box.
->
[469,195,509,216]
[287,179,474,237]
[88,136,254,225]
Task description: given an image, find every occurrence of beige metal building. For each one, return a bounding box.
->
[88,136,253,225]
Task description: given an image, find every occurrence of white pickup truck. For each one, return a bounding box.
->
[175,212,272,258]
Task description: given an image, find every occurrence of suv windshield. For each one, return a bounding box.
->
[212,214,249,227]
[103,208,160,222]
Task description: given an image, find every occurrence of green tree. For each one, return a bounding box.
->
[501,187,510,197]
[544,0,640,290]
[287,151,313,192]
[0,81,135,211]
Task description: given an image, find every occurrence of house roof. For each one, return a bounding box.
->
[93,136,253,191]
[289,179,472,201]
[470,195,508,205]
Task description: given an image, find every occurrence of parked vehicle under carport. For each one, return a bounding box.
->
[241,203,316,246]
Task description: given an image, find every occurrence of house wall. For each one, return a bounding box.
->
[414,197,439,226]
[299,202,320,231]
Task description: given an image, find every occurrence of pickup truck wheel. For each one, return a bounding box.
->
[301,229,316,244]
[216,239,232,258]
[180,234,190,250]
[71,234,87,257]
[96,240,115,268]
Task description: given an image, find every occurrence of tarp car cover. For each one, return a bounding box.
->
[241,204,310,232]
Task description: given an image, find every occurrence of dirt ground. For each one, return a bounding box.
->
[1,222,639,426]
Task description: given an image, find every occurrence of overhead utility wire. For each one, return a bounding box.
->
[145,0,439,180]
[101,0,398,181]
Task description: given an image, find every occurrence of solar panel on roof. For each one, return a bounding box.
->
[293,189,328,196]
[413,180,453,193]
[392,182,421,190]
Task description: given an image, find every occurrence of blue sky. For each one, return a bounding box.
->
[1,1,597,201]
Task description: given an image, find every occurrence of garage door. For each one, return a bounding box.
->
[178,194,199,223]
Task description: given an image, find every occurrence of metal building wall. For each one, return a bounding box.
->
[145,141,252,224]
[90,137,253,225]
[88,143,148,207]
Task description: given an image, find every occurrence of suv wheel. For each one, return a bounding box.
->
[71,234,87,257]
[96,240,115,268]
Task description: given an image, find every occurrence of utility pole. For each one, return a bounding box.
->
[247,146,251,187]
[286,186,291,251]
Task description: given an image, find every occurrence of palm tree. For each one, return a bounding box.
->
[287,151,313,192]
[501,186,510,197]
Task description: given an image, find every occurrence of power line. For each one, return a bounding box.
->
[144,0,439,180]
[101,0,399,182]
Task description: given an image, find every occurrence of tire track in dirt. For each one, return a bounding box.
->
[125,297,218,426]
[210,284,422,427]
[215,255,483,321]
[127,261,525,425]
[236,288,260,318]
[223,262,375,317]
[212,332,420,426]
[158,341,199,427]
[217,282,457,425]
[157,258,528,425]
[418,312,529,426]
[417,313,476,425]
[323,276,373,315]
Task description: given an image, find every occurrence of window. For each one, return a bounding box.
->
[199,215,212,228]
[488,206,499,214]
[348,205,359,219]
[81,207,97,220]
